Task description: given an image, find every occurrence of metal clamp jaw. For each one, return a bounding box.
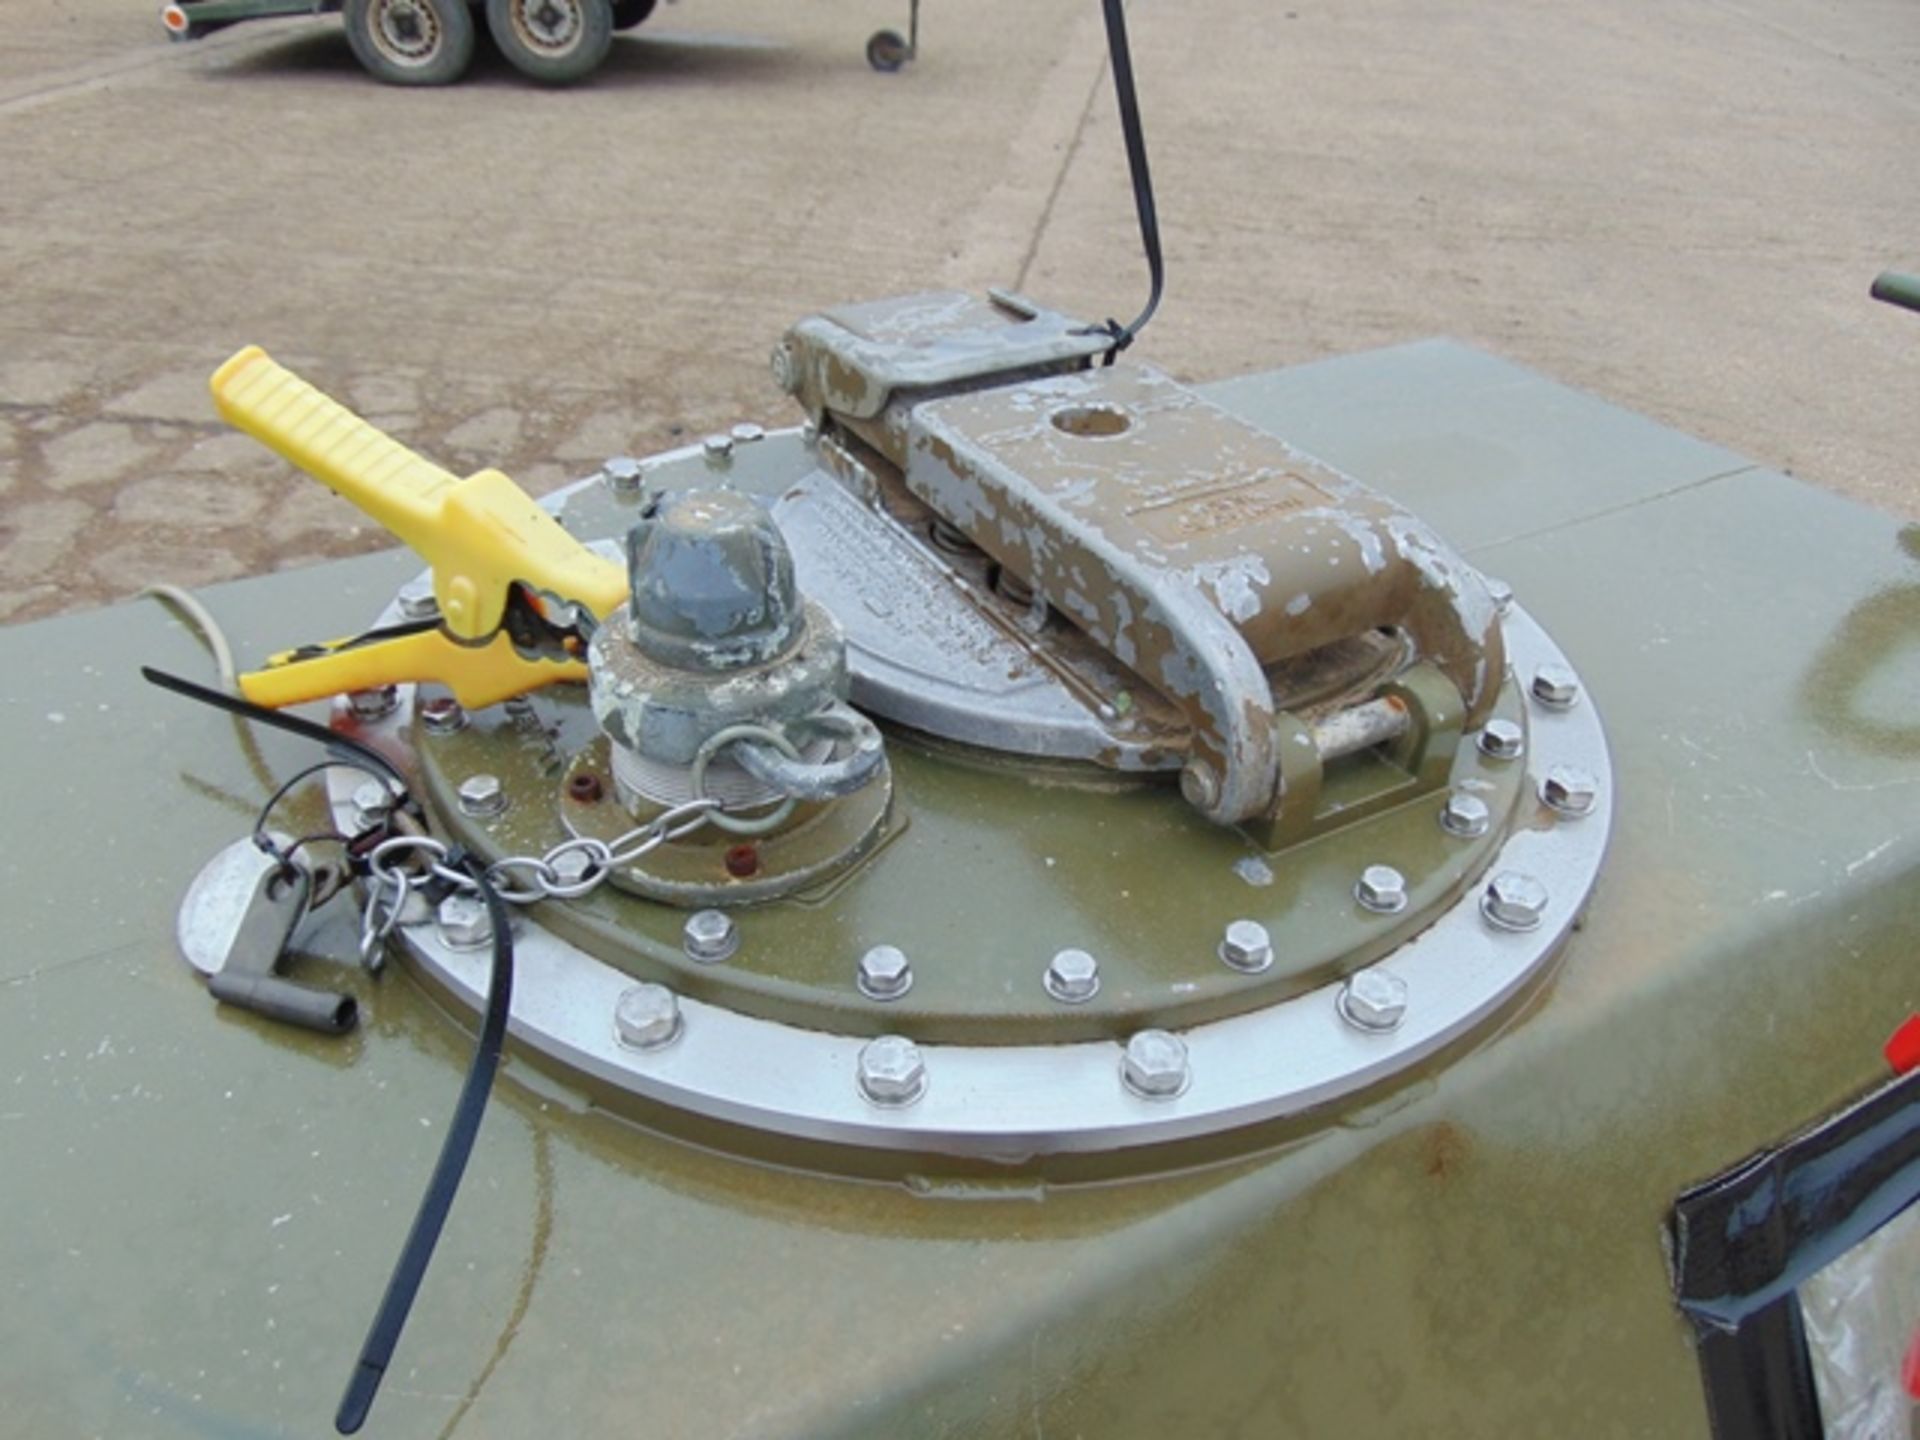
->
[781,289,1505,831]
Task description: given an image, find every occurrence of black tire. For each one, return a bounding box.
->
[610,0,654,31]
[485,0,612,84]
[342,0,476,85]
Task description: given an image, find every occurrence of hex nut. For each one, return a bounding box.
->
[1355,864,1409,915]
[683,908,740,964]
[1483,575,1515,614]
[1045,948,1101,1003]
[1338,968,1409,1033]
[457,773,508,819]
[349,686,399,721]
[600,456,644,495]
[703,433,734,463]
[1482,871,1550,932]
[614,983,683,1051]
[1440,791,1492,838]
[398,586,439,621]
[1478,718,1525,760]
[1121,1030,1191,1100]
[419,696,467,736]
[1531,664,1581,709]
[856,944,913,1001]
[856,1035,928,1107]
[1541,765,1599,818]
[731,422,766,444]
[352,779,395,828]
[549,848,597,888]
[436,893,493,951]
[1219,919,1273,974]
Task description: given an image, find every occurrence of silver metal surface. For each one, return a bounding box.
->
[614,983,683,1051]
[1337,968,1409,1033]
[682,909,739,964]
[856,1036,927,1107]
[1044,949,1101,1004]
[1355,864,1409,915]
[345,601,1612,1162]
[1541,765,1599,818]
[1530,663,1581,709]
[1481,872,1549,932]
[1218,920,1273,975]
[1440,791,1492,838]
[1477,718,1525,760]
[1121,1031,1191,1100]
[856,945,913,1001]
[419,696,466,735]
[349,685,399,721]
[435,894,492,951]
[176,834,304,978]
[457,773,508,818]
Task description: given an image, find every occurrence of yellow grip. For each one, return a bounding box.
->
[211,347,626,640]
[239,628,587,711]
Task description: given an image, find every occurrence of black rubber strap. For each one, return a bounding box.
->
[1089,0,1164,362]
[335,860,515,1434]
[141,666,412,795]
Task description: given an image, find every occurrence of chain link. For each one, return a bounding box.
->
[364,797,724,911]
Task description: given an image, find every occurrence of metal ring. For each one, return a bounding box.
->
[538,836,614,899]
[485,855,556,905]
[368,834,448,881]
[733,704,885,801]
[690,725,800,836]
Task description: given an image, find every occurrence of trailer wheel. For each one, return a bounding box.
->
[610,0,654,31]
[343,0,475,85]
[486,0,613,84]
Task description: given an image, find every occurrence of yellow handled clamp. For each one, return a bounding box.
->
[212,347,627,710]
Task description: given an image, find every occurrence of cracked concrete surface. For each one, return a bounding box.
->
[0,0,1915,625]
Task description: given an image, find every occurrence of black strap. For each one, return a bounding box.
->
[141,666,412,795]
[1088,0,1164,362]
[335,859,515,1434]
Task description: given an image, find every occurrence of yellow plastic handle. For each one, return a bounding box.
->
[211,347,626,640]
[239,627,586,711]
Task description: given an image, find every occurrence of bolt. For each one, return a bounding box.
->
[436,893,492,950]
[1338,968,1409,1032]
[1541,764,1599,818]
[398,586,438,622]
[1180,761,1221,811]
[600,456,644,496]
[614,983,683,1050]
[1218,919,1273,974]
[352,779,395,829]
[419,696,466,736]
[1440,791,1492,838]
[801,420,820,447]
[1531,664,1581,709]
[770,341,799,394]
[1483,575,1514,613]
[856,1035,927,1106]
[349,686,399,722]
[1121,1030,1190,1100]
[457,773,508,819]
[1355,864,1409,914]
[550,849,596,888]
[1044,948,1101,1004]
[682,908,739,964]
[703,433,734,464]
[1482,870,1550,932]
[1477,718,1525,760]
[856,944,913,1001]
[731,422,766,444]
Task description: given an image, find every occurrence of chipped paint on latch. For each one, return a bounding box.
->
[1187,554,1271,625]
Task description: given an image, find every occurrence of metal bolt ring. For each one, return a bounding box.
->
[690,725,801,835]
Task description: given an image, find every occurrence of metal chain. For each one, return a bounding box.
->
[365,796,723,909]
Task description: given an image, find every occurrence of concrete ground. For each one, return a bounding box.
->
[1,0,1916,625]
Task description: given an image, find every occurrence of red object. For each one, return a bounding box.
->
[1886,1014,1920,1076]
[1903,1322,1920,1401]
